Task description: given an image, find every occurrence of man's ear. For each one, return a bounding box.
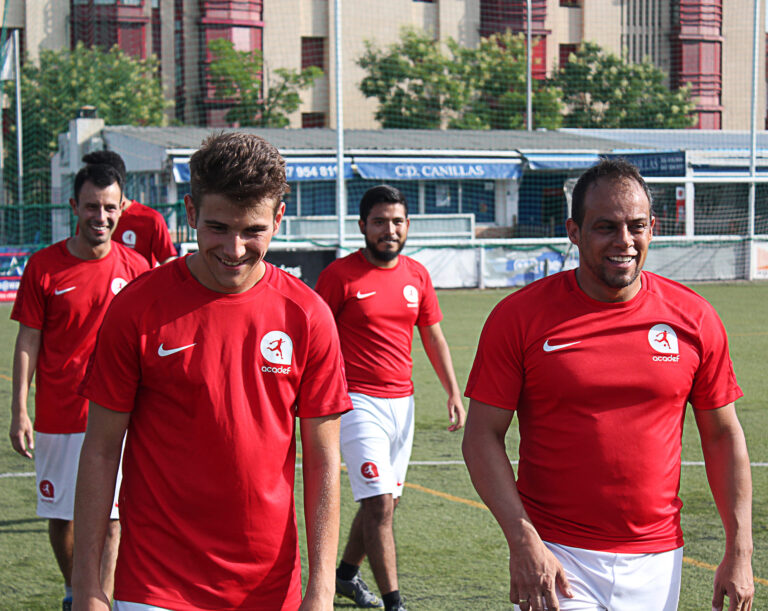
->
[184,195,197,229]
[565,218,580,247]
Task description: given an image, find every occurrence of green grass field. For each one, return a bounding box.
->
[1,283,767,609]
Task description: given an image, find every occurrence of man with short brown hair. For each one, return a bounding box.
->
[73,132,351,611]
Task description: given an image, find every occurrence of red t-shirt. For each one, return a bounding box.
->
[114,200,177,266]
[10,241,149,434]
[80,258,351,611]
[465,270,742,553]
[315,250,442,397]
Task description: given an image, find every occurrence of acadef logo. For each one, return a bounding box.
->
[361,462,379,479]
[260,331,293,374]
[403,285,418,308]
[121,230,137,248]
[39,479,55,500]
[111,277,128,295]
[648,324,680,362]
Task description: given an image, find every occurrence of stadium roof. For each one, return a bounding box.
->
[103,126,646,156]
[562,128,768,152]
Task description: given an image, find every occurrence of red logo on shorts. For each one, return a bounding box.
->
[361,462,379,479]
[39,480,55,498]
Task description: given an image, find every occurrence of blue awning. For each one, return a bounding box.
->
[355,157,522,181]
[172,157,353,183]
[523,153,600,171]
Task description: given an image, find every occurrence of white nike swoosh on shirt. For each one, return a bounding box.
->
[356,291,376,299]
[54,287,76,295]
[158,343,197,357]
[542,340,582,352]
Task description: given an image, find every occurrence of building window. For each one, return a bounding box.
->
[301,37,325,70]
[559,43,579,68]
[560,0,579,6]
[302,113,325,128]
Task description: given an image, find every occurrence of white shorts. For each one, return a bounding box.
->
[114,602,172,611]
[35,432,121,521]
[514,542,683,611]
[341,393,415,502]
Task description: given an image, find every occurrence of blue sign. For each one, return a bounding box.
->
[607,152,686,177]
[356,158,522,181]
[172,158,353,183]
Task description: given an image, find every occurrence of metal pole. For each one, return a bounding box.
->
[747,0,759,279]
[334,0,346,251]
[13,29,23,241]
[526,0,532,131]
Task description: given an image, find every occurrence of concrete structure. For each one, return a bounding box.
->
[0,1,764,129]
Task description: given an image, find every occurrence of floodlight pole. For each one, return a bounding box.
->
[747,0,759,279]
[526,0,532,131]
[334,0,346,252]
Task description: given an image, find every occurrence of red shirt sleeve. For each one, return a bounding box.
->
[464,298,524,411]
[79,290,141,413]
[415,267,442,327]
[295,297,351,418]
[150,210,178,263]
[314,264,345,317]
[11,253,46,330]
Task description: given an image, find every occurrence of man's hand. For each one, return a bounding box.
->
[446,393,466,432]
[510,526,572,611]
[9,411,34,458]
[712,554,754,611]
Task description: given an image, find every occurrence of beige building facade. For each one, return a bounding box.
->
[0,0,764,130]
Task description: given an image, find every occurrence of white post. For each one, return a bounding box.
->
[747,0,759,279]
[334,0,346,252]
[14,29,22,201]
[526,0,532,131]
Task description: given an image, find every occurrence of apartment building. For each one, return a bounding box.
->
[0,0,763,130]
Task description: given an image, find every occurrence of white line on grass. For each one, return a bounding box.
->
[4,460,768,480]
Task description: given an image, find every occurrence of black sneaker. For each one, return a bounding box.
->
[335,571,384,608]
[62,598,73,611]
[386,600,407,611]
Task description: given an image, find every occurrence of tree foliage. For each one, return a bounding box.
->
[447,32,562,130]
[358,28,462,129]
[359,28,562,130]
[4,42,168,205]
[207,38,322,128]
[553,42,696,128]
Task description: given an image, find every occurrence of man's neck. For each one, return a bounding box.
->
[66,235,112,261]
[361,248,399,269]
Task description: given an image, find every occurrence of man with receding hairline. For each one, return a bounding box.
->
[463,158,753,611]
[9,163,148,611]
[73,132,351,611]
[82,150,177,266]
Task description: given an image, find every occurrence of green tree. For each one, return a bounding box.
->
[357,28,561,130]
[358,28,462,129]
[207,38,322,128]
[4,42,168,206]
[448,32,562,130]
[553,42,695,128]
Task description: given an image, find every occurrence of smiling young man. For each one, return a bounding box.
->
[82,150,177,266]
[72,132,351,611]
[463,159,753,611]
[315,185,465,611]
[9,163,149,611]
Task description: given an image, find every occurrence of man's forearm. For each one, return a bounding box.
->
[300,415,341,606]
[420,325,461,397]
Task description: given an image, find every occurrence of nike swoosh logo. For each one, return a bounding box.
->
[543,340,581,352]
[158,343,196,357]
[356,291,376,299]
[54,287,76,295]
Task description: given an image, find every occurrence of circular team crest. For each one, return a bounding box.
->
[121,230,137,248]
[39,479,54,499]
[403,285,419,304]
[648,324,679,354]
[361,462,379,479]
[260,331,293,365]
[111,277,128,295]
